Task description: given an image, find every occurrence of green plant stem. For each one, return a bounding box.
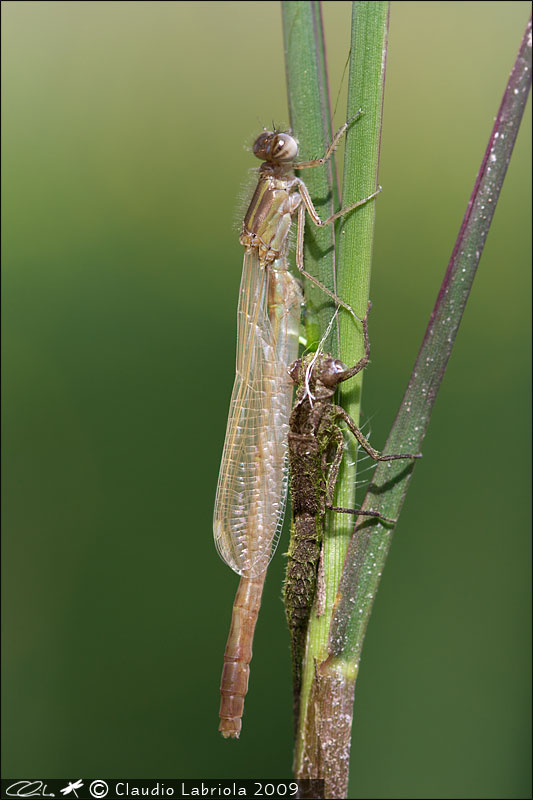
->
[283,5,531,798]
[281,0,340,354]
[284,3,390,796]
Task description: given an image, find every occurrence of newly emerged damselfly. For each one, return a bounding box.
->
[214,116,381,738]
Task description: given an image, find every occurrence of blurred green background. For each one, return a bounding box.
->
[2,2,531,797]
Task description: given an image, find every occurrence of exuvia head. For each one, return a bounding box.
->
[289,354,349,391]
[253,131,298,163]
[318,356,349,387]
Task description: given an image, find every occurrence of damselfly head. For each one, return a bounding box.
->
[253,131,298,163]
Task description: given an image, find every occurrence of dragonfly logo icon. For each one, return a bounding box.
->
[60,781,84,797]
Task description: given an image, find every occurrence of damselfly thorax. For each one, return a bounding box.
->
[240,170,301,266]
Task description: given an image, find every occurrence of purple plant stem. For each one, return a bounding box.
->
[329,12,531,672]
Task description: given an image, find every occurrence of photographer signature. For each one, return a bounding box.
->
[5,781,55,797]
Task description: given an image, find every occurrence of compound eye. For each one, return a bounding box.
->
[272,133,298,161]
[252,132,273,161]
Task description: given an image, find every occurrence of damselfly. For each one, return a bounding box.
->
[215,117,380,738]
[284,303,422,715]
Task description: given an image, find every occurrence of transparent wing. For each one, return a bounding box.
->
[213,252,301,578]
